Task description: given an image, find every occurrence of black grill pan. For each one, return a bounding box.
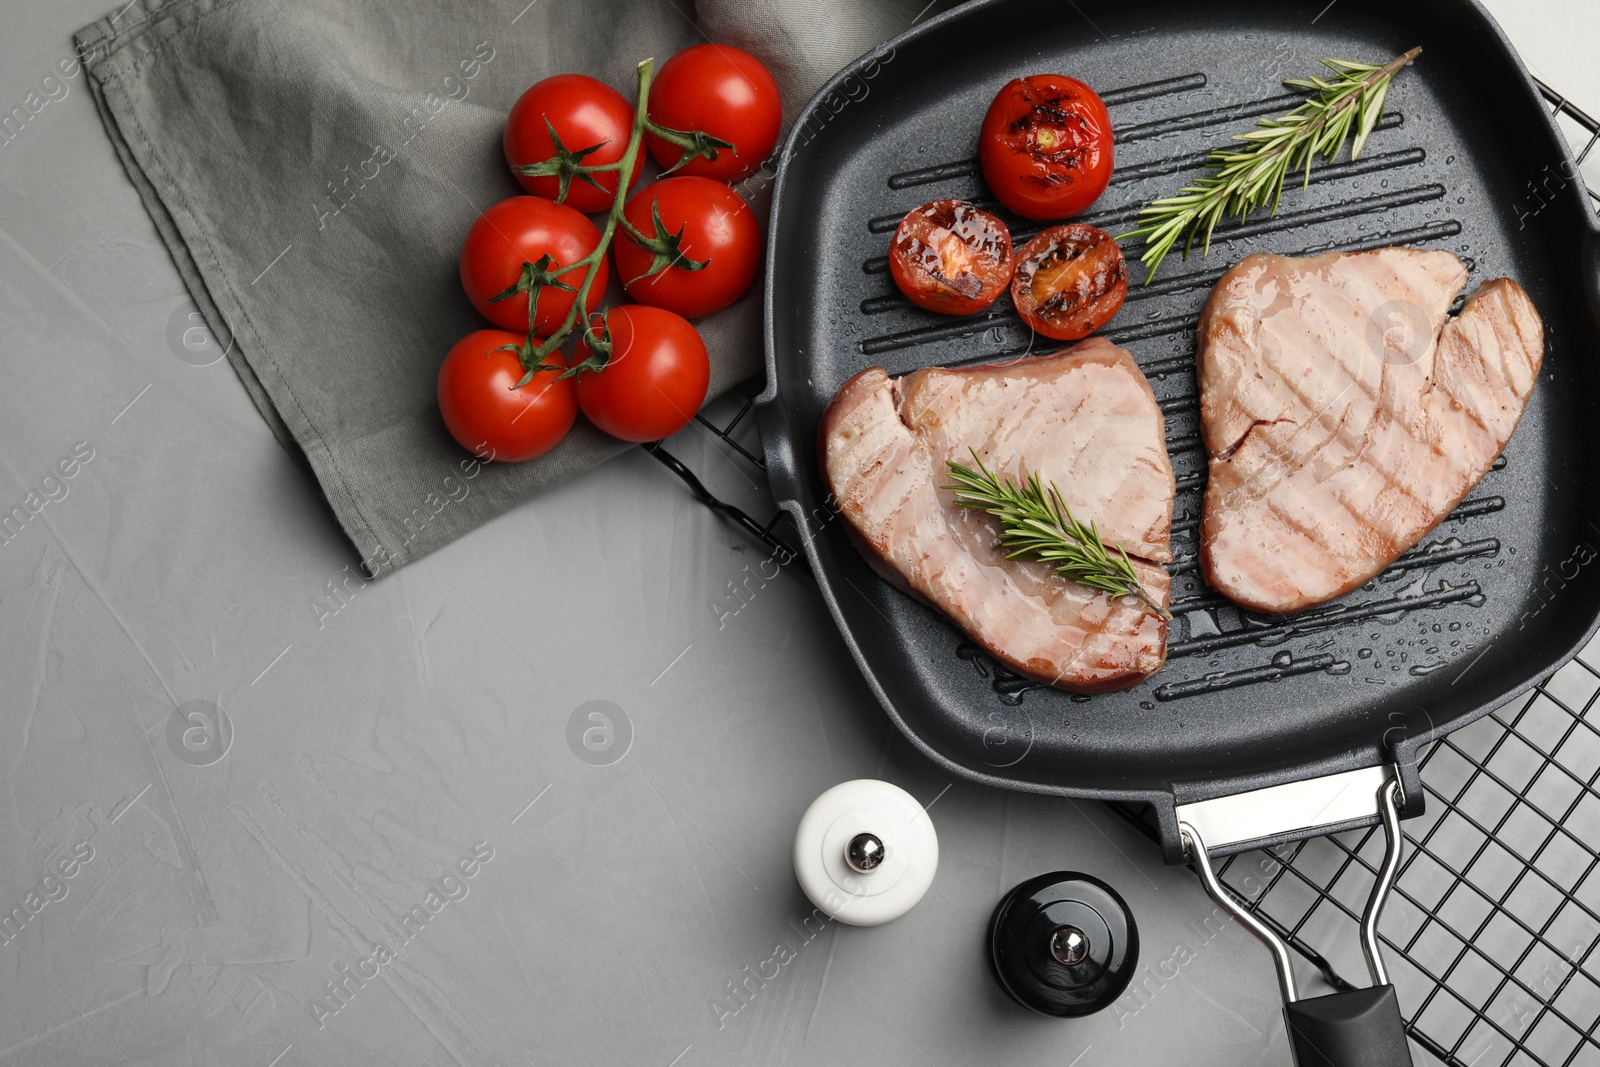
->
[756,0,1600,872]
[755,4,1600,1056]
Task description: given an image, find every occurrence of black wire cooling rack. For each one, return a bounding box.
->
[648,83,1600,1067]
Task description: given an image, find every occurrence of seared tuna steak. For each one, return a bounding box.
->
[820,337,1175,691]
[1198,248,1543,613]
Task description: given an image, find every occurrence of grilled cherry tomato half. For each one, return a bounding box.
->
[459,196,608,334]
[980,75,1114,221]
[888,199,1014,315]
[503,74,645,212]
[1011,224,1128,340]
[645,44,782,181]
[575,306,709,442]
[612,176,761,318]
[438,330,577,462]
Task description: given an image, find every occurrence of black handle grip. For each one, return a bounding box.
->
[1285,985,1413,1067]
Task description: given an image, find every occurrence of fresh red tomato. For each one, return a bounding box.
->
[504,74,644,213]
[575,306,709,442]
[612,176,761,318]
[889,199,1014,315]
[979,75,1114,221]
[460,196,608,334]
[1011,224,1128,341]
[645,44,782,181]
[438,330,577,462]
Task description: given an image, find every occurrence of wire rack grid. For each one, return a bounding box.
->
[645,82,1600,1067]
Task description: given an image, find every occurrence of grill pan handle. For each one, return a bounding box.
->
[1182,775,1413,1067]
[1282,985,1412,1067]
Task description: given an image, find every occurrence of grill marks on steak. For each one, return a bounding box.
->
[1198,248,1544,614]
[820,337,1175,692]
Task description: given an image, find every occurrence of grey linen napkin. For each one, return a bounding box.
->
[76,0,941,574]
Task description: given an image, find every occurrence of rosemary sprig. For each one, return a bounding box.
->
[1120,47,1421,281]
[945,450,1170,620]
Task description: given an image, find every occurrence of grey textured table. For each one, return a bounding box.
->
[2,2,1595,1065]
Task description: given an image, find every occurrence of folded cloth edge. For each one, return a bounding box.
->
[74,0,735,577]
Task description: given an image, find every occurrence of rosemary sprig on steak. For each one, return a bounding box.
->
[945,450,1171,620]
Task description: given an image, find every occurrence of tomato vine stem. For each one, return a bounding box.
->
[492,59,739,387]
[495,59,658,386]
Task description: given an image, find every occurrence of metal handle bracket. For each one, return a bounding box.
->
[1175,765,1396,854]
[1180,773,1406,1005]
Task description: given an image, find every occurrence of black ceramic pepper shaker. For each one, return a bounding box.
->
[988,871,1139,1017]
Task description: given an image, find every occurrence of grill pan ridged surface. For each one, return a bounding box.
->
[756,0,1600,849]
